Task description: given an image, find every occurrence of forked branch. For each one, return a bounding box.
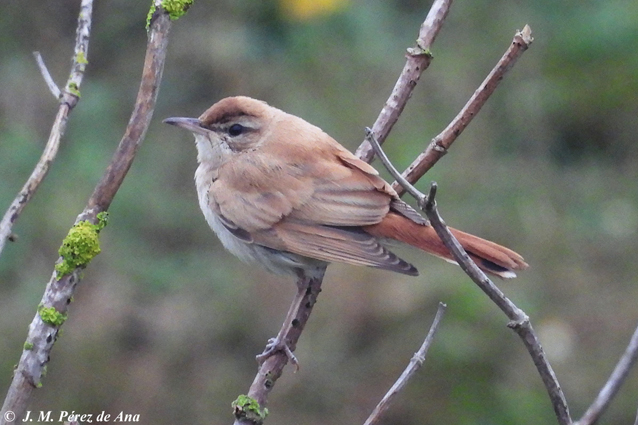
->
[355,0,452,162]
[366,130,572,425]
[392,25,533,195]
[0,3,174,422]
[240,1,455,422]
[0,0,93,260]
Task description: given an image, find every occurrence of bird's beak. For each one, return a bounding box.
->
[163,117,209,136]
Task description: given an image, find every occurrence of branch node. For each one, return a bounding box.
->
[518,24,534,45]
[406,44,432,58]
[411,352,426,366]
[432,140,447,153]
[507,315,530,330]
[421,182,438,211]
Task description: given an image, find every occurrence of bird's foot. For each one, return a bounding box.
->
[256,336,299,370]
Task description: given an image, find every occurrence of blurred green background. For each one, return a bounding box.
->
[1,0,638,424]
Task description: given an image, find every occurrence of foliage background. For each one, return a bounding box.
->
[1,1,638,424]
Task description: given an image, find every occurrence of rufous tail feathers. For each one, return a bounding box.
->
[364,213,529,278]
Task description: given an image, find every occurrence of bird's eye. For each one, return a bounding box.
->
[228,123,244,137]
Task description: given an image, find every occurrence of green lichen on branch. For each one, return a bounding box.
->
[232,395,269,424]
[96,211,109,230]
[163,0,194,19]
[23,341,34,351]
[67,82,81,97]
[147,0,194,29]
[38,304,68,327]
[55,212,109,279]
[76,51,89,65]
[146,3,156,29]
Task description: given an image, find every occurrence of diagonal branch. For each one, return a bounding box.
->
[392,25,533,195]
[0,0,93,260]
[363,302,447,425]
[575,322,638,425]
[366,130,572,425]
[355,0,452,163]
[233,268,326,425]
[237,1,454,423]
[0,3,174,423]
[422,184,572,425]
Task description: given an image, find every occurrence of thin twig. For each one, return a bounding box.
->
[33,52,61,99]
[422,182,572,425]
[365,128,423,201]
[355,0,452,163]
[368,128,572,424]
[0,0,93,260]
[575,322,638,425]
[392,25,534,196]
[0,3,173,422]
[234,268,326,425]
[239,2,455,423]
[363,302,447,425]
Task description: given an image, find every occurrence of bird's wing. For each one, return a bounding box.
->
[252,220,418,275]
[210,140,397,232]
[207,136,418,273]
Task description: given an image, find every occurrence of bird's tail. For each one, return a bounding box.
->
[364,213,528,278]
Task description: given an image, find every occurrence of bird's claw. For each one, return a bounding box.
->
[256,337,299,371]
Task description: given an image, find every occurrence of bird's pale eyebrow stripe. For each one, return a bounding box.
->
[207,112,258,125]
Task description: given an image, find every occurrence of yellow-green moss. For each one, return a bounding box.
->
[76,51,89,65]
[147,0,194,29]
[23,341,34,351]
[163,0,194,19]
[38,305,68,327]
[55,212,108,279]
[67,82,81,97]
[96,211,109,230]
[146,3,157,29]
[232,395,268,424]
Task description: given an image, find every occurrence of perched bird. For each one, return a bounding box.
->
[164,96,528,280]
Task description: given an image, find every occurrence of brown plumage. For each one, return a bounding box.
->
[164,96,528,278]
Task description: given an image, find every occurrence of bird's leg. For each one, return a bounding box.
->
[256,268,319,369]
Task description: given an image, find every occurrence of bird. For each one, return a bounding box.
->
[164,96,528,281]
[164,96,528,365]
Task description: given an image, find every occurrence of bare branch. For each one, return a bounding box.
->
[392,25,534,195]
[233,268,326,425]
[355,0,452,163]
[363,302,447,425]
[368,22,638,425]
[0,0,94,260]
[419,182,572,425]
[365,128,422,201]
[575,322,638,425]
[237,2,456,423]
[32,52,61,99]
[0,6,172,422]
[366,125,574,424]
